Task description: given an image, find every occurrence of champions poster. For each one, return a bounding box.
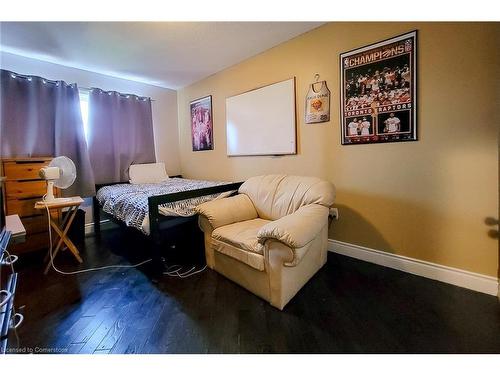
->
[340,31,417,145]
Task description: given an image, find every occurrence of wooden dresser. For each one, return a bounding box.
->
[1,157,58,254]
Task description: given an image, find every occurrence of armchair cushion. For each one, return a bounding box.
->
[196,194,258,230]
[212,218,271,271]
[257,204,329,249]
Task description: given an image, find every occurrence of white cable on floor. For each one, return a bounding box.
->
[163,264,207,278]
[0,290,11,309]
[42,197,206,278]
[43,199,152,275]
[3,249,20,348]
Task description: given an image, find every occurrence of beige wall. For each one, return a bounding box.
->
[177,22,499,277]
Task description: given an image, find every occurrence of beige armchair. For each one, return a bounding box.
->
[196,175,335,310]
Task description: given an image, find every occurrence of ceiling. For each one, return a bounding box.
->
[0,22,323,89]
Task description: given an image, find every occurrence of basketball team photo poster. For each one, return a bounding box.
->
[340,31,417,145]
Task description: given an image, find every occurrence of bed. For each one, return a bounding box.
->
[93,174,243,273]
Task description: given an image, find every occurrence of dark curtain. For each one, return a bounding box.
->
[87,88,155,184]
[0,69,95,197]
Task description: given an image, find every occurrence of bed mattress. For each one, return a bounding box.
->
[96,178,233,234]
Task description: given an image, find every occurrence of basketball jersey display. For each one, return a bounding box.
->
[305,81,330,124]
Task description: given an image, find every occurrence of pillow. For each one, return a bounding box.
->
[129,162,169,184]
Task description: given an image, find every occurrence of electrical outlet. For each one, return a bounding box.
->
[330,208,339,220]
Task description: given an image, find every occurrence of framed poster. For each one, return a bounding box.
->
[190,95,214,151]
[340,30,417,145]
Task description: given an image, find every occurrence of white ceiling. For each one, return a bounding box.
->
[0,22,323,89]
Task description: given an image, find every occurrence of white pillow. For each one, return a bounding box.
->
[129,162,169,184]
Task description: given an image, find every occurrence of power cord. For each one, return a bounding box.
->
[42,196,206,278]
[43,196,152,275]
[0,251,12,309]
[163,264,207,278]
[3,249,21,348]
[0,290,11,309]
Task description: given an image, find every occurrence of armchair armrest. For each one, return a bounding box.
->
[257,204,329,249]
[196,194,258,230]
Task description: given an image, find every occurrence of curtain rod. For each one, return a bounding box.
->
[4,72,155,102]
[79,86,155,102]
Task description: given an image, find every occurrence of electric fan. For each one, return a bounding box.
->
[38,156,77,203]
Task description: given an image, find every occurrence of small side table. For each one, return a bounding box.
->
[34,196,84,274]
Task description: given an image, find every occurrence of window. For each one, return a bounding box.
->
[79,89,90,142]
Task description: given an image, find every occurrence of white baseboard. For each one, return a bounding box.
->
[85,220,112,236]
[328,239,499,297]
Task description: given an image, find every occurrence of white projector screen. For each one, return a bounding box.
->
[226,78,296,156]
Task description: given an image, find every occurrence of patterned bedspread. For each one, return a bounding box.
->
[96,178,234,234]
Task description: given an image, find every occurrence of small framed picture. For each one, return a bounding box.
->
[190,95,214,151]
[340,30,417,145]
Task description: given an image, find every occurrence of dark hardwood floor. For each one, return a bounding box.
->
[6,227,500,354]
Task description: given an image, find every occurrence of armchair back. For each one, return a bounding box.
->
[238,174,335,221]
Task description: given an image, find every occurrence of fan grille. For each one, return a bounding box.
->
[49,156,76,189]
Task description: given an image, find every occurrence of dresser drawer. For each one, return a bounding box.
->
[21,215,49,235]
[10,231,49,254]
[5,180,46,200]
[4,160,50,181]
[6,197,43,217]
